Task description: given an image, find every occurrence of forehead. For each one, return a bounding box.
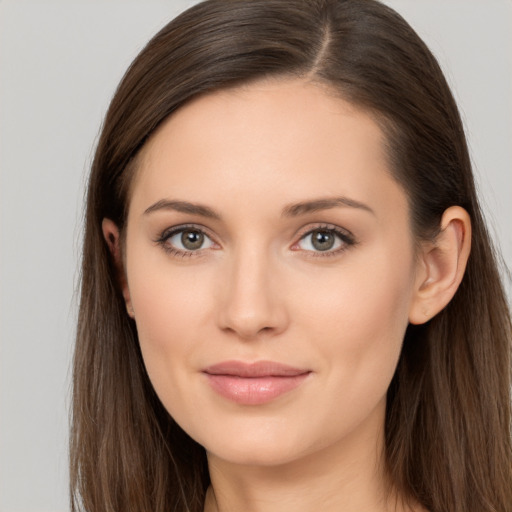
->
[128,78,406,221]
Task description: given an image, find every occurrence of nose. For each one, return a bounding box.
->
[217,246,289,340]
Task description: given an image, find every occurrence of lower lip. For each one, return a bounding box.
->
[204,373,310,405]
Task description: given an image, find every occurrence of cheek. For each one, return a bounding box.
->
[298,245,415,390]
[297,246,413,333]
[279,253,415,450]
[125,252,215,392]
[335,268,411,343]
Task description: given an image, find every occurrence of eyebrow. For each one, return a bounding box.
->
[143,195,374,219]
[144,199,221,219]
[282,196,375,217]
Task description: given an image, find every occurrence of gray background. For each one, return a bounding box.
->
[0,1,510,511]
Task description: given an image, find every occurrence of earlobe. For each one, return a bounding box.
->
[101,218,135,318]
[408,206,471,325]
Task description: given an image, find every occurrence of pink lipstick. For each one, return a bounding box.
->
[202,360,311,405]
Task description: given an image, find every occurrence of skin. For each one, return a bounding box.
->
[103,78,470,512]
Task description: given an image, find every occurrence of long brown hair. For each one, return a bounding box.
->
[71,1,512,511]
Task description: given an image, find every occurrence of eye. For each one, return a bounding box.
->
[157,226,215,255]
[294,226,355,254]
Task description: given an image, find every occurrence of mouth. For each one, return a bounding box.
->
[202,360,311,405]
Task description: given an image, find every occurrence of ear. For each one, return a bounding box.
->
[408,206,471,325]
[102,218,135,318]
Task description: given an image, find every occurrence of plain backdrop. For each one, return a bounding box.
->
[0,1,510,511]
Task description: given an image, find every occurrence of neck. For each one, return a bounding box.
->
[203,403,414,512]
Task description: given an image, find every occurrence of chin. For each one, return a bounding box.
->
[189,418,312,467]
[196,417,350,470]
[206,441,306,468]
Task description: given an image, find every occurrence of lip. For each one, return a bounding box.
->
[202,360,311,405]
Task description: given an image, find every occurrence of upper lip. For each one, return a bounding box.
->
[203,360,310,378]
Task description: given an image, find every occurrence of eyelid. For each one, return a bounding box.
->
[155,223,220,256]
[157,223,216,241]
[154,222,356,258]
[291,223,357,255]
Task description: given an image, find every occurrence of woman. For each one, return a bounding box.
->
[71,1,512,511]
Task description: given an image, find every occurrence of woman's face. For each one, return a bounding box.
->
[121,79,423,467]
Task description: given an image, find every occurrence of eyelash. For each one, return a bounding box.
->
[292,224,357,258]
[155,224,217,258]
[155,223,357,258]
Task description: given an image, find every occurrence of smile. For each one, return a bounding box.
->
[202,360,311,405]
